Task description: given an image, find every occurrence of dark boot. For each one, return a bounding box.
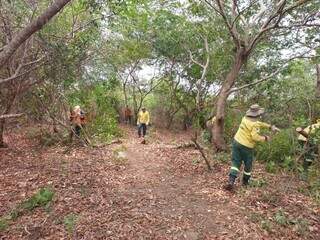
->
[224,175,236,192]
[242,175,250,187]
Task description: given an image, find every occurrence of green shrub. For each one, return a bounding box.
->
[298,164,320,203]
[256,129,298,168]
[19,188,54,211]
[89,113,121,142]
[68,83,121,142]
[1,188,55,230]
[266,161,277,173]
[274,210,289,226]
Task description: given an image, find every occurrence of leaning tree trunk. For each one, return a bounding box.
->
[212,49,248,151]
[316,64,320,98]
[0,0,71,70]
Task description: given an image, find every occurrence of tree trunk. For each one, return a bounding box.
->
[0,0,71,69]
[316,64,320,98]
[0,119,6,147]
[212,49,248,151]
[123,82,128,107]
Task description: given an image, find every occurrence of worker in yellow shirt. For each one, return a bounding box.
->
[224,104,280,191]
[137,107,150,143]
[297,119,320,179]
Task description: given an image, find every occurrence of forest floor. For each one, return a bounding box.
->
[0,125,319,240]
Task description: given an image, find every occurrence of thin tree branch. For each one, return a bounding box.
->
[228,48,320,94]
[0,57,45,84]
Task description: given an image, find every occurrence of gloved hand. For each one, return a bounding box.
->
[271,125,280,132]
[265,135,271,142]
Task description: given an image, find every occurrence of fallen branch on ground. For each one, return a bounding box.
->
[191,136,212,171]
[175,142,197,149]
[0,113,24,119]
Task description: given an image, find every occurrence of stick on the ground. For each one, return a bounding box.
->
[175,142,197,149]
[191,137,212,171]
[0,113,24,119]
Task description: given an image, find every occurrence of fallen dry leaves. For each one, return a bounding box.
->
[0,125,319,239]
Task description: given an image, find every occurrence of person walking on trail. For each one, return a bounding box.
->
[69,105,86,140]
[137,107,150,143]
[296,119,320,180]
[124,105,133,124]
[224,104,280,192]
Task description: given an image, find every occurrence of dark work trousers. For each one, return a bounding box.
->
[229,140,254,185]
[299,140,317,172]
[138,123,147,137]
[74,125,81,137]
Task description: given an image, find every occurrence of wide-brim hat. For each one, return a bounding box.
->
[246,104,265,117]
[73,105,81,113]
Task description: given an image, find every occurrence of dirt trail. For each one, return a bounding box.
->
[114,127,245,239]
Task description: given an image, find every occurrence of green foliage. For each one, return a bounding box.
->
[307,164,320,203]
[63,213,78,233]
[256,129,298,170]
[274,210,289,226]
[68,83,121,142]
[0,187,54,231]
[19,188,54,212]
[265,161,277,173]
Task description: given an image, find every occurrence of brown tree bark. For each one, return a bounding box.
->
[0,0,71,70]
[212,48,248,151]
[316,64,320,98]
[0,96,16,148]
[0,119,6,147]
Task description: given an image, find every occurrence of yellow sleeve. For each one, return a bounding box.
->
[256,121,271,129]
[251,126,266,142]
[308,124,320,135]
[146,112,150,125]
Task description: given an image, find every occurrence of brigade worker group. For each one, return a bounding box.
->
[69,103,317,193]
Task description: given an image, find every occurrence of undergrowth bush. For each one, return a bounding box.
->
[0,187,54,232]
[308,163,320,203]
[256,129,298,171]
[68,83,121,142]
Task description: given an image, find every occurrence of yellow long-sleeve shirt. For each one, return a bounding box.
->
[234,117,271,148]
[298,122,320,142]
[137,111,150,125]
